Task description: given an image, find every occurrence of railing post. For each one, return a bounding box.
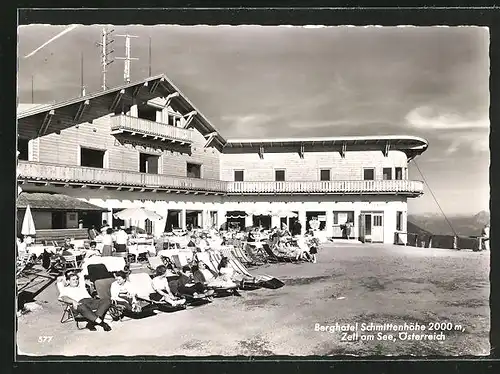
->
[453,236,458,250]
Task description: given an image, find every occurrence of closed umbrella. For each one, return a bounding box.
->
[21,204,36,236]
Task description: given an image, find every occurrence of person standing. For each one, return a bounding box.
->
[88,225,99,241]
[101,228,114,256]
[292,220,302,237]
[113,226,129,254]
[345,220,353,239]
[482,223,490,251]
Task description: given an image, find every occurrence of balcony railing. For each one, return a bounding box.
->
[226,180,424,195]
[17,161,225,193]
[17,161,424,196]
[110,114,193,144]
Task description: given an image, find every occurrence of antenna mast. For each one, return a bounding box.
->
[80,52,86,96]
[116,34,139,83]
[148,36,152,76]
[96,27,115,90]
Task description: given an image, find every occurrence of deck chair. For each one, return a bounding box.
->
[262,243,297,263]
[218,250,284,290]
[243,243,269,263]
[147,256,165,272]
[192,252,239,297]
[16,251,37,278]
[129,273,185,313]
[57,272,113,329]
[87,264,114,283]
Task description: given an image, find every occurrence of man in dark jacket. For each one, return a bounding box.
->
[292,220,302,237]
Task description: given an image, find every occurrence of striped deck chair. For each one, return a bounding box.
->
[243,243,269,263]
[262,243,298,263]
[234,245,261,266]
[214,250,285,290]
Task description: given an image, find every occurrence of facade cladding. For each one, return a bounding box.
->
[17,74,428,244]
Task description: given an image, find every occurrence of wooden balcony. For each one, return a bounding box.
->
[17,161,424,197]
[110,114,193,145]
[17,161,225,194]
[226,180,424,196]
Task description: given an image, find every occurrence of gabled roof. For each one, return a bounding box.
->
[17,74,227,149]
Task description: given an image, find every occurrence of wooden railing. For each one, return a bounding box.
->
[227,180,424,195]
[18,161,424,195]
[110,114,193,143]
[18,161,225,192]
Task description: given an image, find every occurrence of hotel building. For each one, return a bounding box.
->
[17,74,428,244]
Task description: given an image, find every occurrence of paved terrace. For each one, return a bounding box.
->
[17,242,490,357]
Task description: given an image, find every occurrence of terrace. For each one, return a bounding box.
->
[18,161,424,196]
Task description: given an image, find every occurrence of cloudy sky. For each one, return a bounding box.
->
[17,25,490,216]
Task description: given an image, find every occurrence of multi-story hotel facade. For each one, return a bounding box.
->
[17,74,428,244]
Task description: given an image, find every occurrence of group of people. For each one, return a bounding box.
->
[57,252,244,332]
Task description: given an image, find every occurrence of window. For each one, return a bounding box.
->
[18,138,29,161]
[139,153,159,174]
[320,169,331,181]
[396,211,403,231]
[395,167,403,180]
[383,168,392,180]
[137,106,157,121]
[234,170,244,182]
[275,169,286,182]
[80,147,105,168]
[373,215,383,227]
[187,163,202,178]
[363,168,375,180]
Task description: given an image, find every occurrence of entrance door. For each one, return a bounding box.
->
[359,214,366,242]
[372,213,384,242]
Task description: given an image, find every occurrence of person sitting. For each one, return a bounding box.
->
[193,261,237,289]
[85,241,101,258]
[58,271,112,331]
[247,229,256,243]
[110,270,141,312]
[177,265,213,297]
[151,265,186,307]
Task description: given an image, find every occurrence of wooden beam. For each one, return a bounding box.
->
[73,100,90,122]
[259,145,264,159]
[204,133,217,148]
[149,77,164,93]
[340,142,347,158]
[38,110,55,136]
[109,89,125,112]
[182,111,197,129]
[299,144,305,159]
[164,92,179,108]
[133,81,148,97]
[383,142,391,157]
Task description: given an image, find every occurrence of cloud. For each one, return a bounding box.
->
[220,114,273,138]
[437,131,489,155]
[405,106,489,130]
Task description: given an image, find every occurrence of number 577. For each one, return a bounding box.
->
[38,336,53,343]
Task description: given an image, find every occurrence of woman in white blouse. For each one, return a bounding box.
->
[101,228,114,257]
[110,270,139,311]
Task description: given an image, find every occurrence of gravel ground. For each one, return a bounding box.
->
[17,242,490,357]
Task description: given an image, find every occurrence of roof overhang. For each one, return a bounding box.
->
[223,135,428,159]
[16,192,109,212]
[17,74,227,151]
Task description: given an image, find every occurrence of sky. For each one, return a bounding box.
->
[17,25,490,216]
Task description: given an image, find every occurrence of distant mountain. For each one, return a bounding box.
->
[408,211,489,237]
